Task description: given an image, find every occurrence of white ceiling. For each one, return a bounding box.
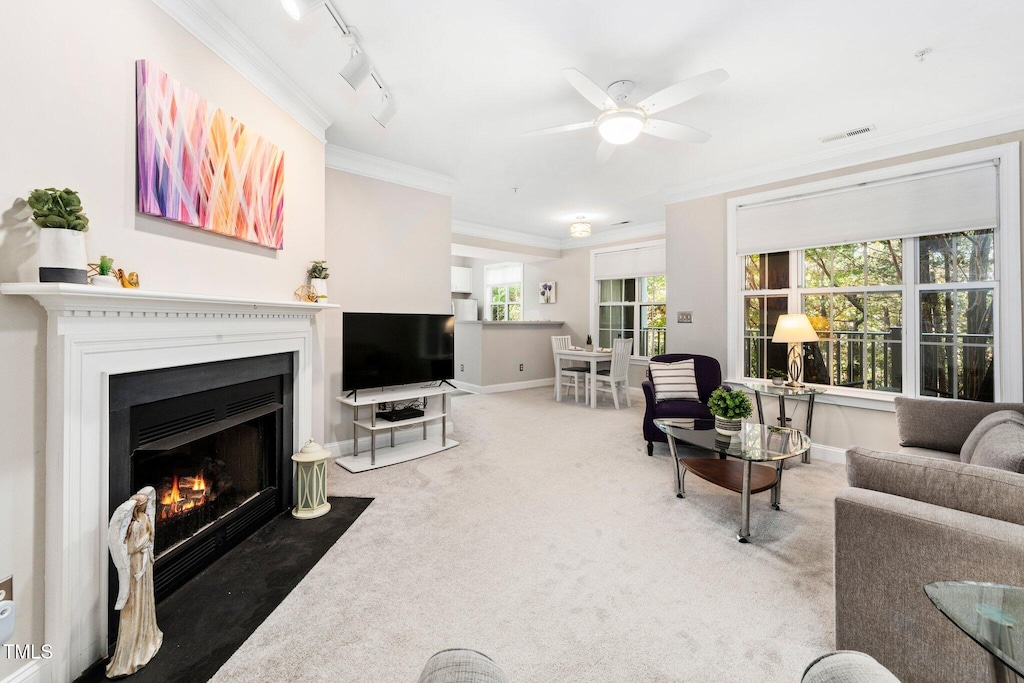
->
[213,0,1024,240]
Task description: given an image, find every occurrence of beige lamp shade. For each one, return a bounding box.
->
[771,314,819,344]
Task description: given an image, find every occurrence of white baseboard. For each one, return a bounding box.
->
[1,660,50,683]
[810,443,847,464]
[452,378,555,394]
[326,419,455,457]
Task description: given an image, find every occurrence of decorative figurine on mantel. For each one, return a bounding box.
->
[106,487,163,678]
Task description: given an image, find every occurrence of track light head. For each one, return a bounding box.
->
[372,93,398,128]
[280,0,323,21]
[340,51,372,90]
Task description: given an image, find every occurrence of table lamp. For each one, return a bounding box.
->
[771,314,819,386]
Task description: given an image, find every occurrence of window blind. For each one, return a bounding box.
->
[484,262,522,285]
[735,161,999,255]
[594,244,666,280]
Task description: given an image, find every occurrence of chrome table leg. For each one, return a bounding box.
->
[771,461,783,510]
[738,460,752,543]
[667,436,685,498]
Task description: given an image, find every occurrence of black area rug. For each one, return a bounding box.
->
[76,497,372,683]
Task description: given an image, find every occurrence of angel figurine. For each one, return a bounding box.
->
[106,487,163,678]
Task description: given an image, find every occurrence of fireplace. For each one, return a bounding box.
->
[108,354,293,641]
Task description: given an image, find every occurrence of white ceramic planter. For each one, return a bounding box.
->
[714,416,743,436]
[91,274,120,288]
[39,228,87,284]
[310,278,327,301]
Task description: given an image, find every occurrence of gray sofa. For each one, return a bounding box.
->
[835,397,1024,683]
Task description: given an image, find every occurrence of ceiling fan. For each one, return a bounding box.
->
[522,67,729,161]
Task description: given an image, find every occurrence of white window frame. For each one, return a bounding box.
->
[590,239,667,361]
[596,276,667,358]
[484,262,523,321]
[726,143,1021,410]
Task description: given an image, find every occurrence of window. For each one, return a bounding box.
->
[727,144,1021,404]
[598,275,666,357]
[591,240,668,359]
[484,262,522,321]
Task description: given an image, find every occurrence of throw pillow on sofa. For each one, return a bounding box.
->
[649,359,700,402]
[971,420,1024,474]
[961,410,1024,463]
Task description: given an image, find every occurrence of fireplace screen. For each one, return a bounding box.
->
[133,414,273,557]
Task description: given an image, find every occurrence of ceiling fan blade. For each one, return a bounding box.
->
[594,139,616,164]
[644,119,712,144]
[562,68,616,110]
[637,68,729,115]
[520,120,595,137]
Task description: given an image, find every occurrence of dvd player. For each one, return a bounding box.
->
[376,406,425,422]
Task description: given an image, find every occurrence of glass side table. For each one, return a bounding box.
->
[738,382,827,464]
[925,581,1023,683]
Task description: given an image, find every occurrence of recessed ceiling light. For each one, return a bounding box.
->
[569,217,592,237]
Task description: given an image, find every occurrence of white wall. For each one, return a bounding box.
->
[664,130,1024,454]
[0,1,326,677]
[323,169,452,445]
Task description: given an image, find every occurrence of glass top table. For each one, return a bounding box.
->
[653,418,811,542]
[738,382,827,464]
[925,581,1023,681]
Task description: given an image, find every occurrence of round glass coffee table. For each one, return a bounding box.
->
[653,418,811,542]
[925,581,1023,683]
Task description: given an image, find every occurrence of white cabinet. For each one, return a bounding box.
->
[451,266,473,293]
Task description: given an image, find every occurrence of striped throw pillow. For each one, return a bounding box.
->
[649,359,700,402]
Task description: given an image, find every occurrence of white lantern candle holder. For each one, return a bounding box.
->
[291,440,331,519]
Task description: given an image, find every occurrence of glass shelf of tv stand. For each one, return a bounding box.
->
[336,383,456,407]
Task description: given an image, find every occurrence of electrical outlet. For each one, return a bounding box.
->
[0,576,10,602]
[677,311,693,324]
[460,363,464,372]
[519,363,524,371]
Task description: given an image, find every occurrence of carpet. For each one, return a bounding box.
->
[212,388,848,682]
[75,497,372,683]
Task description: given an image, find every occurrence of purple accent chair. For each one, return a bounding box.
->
[642,353,722,455]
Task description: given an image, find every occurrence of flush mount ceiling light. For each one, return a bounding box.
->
[597,109,645,145]
[372,92,398,128]
[281,0,324,21]
[340,50,372,90]
[569,217,592,237]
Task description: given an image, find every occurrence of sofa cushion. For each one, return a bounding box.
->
[648,359,700,402]
[846,447,1024,526]
[894,397,1024,454]
[960,410,1024,463]
[971,421,1024,474]
[896,446,959,462]
[652,398,713,420]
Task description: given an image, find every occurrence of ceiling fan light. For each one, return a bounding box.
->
[281,0,323,21]
[569,220,592,237]
[340,51,372,90]
[597,110,645,145]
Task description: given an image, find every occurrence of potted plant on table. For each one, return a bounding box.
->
[768,369,787,386]
[27,187,90,284]
[708,386,753,436]
[306,260,329,301]
[585,334,593,352]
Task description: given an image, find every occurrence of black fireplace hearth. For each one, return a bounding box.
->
[107,354,293,644]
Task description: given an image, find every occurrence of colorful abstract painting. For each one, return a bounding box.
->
[136,60,285,249]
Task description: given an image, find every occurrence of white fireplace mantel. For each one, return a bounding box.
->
[1,283,337,682]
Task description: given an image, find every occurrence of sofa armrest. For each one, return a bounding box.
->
[894,396,1024,453]
[835,487,1024,683]
[802,652,899,683]
[846,447,1024,526]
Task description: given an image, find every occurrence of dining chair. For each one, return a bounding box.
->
[592,337,633,409]
[551,335,588,403]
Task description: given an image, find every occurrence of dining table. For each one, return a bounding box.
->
[554,348,613,408]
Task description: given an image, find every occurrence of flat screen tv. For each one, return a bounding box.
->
[342,312,455,391]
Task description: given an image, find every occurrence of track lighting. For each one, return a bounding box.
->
[372,92,398,128]
[340,50,372,90]
[280,0,323,21]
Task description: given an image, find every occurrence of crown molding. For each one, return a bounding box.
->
[151,0,332,142]
[326,145,459,196]
[662,101,1024,205]
[451,220,562,250]
[558,221,666,250]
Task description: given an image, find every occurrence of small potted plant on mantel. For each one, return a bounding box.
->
[768,369,787,386]
[92,255,119,288]
[306,260,329,302]
[27,187,90,284]
[708,386,753,436]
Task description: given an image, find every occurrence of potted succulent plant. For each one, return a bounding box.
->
[27,187,90,283]
[768,369,788,386]
[585,334,593,352]
[708,386,753,436]
[92,255,119,288]
[306,260,329,301]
